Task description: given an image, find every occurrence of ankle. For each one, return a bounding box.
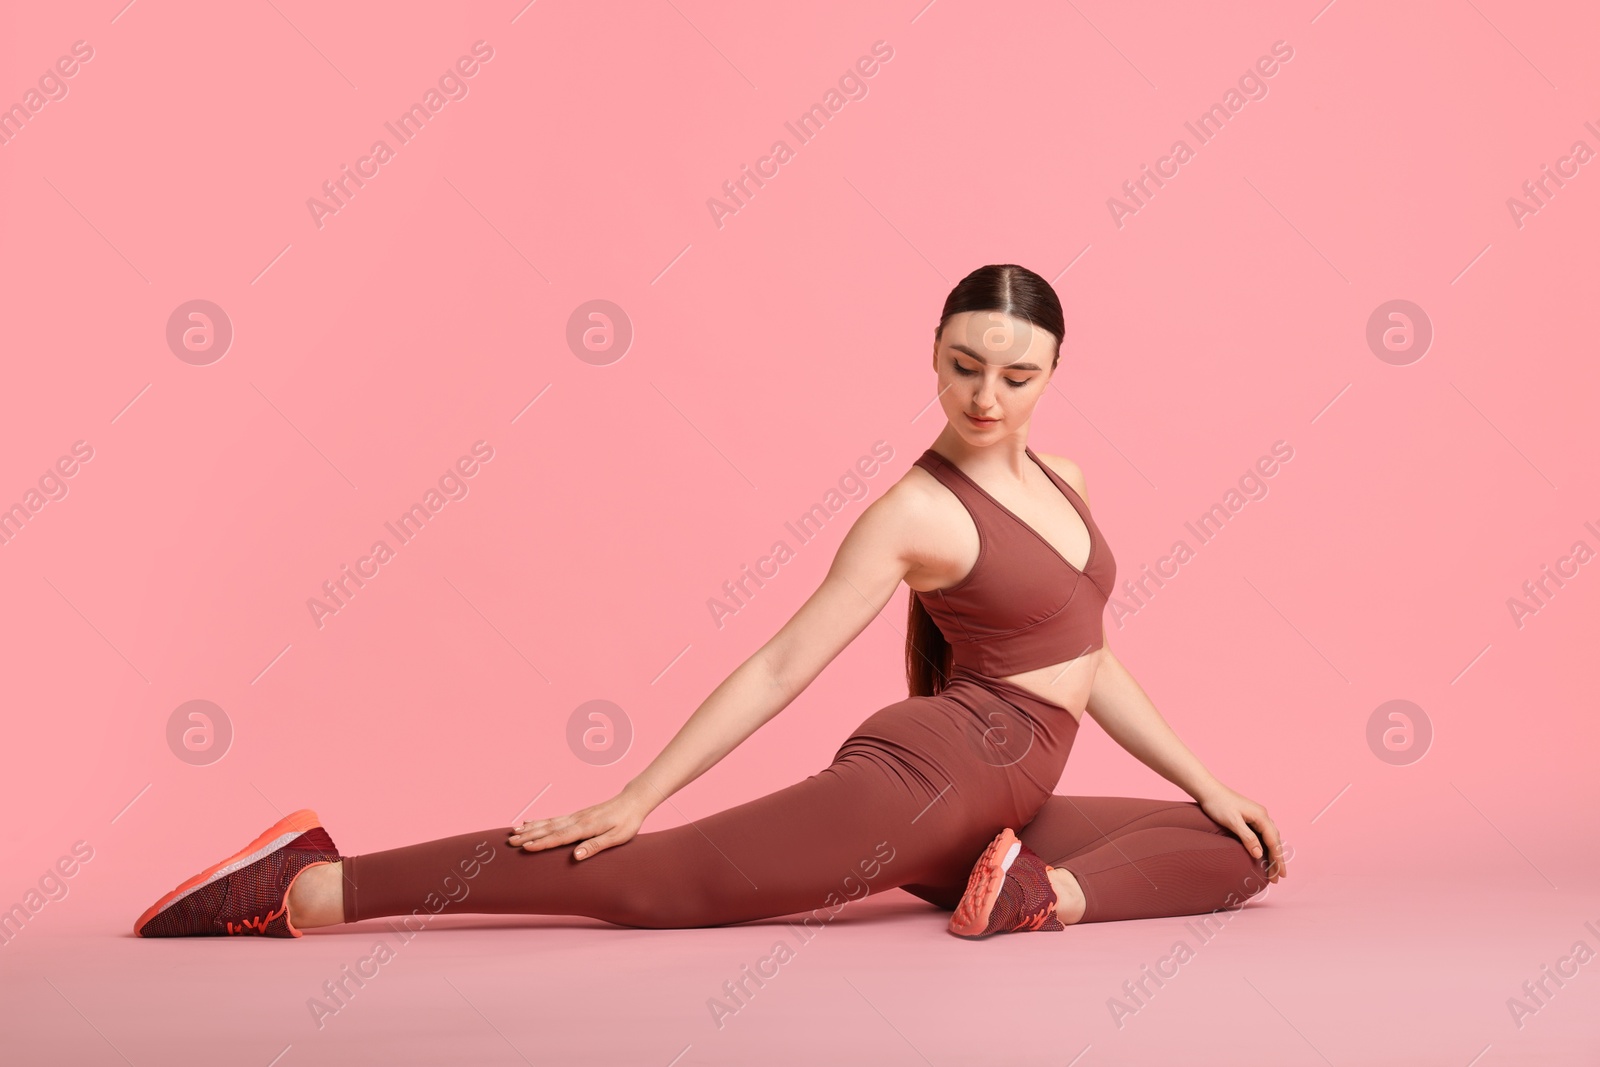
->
[287,860,344,930]
[1046,865,1086,924]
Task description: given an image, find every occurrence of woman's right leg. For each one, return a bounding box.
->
[1015,795,1270,923]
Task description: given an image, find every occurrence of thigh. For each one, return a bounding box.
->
[549,692,1020,928]
[614,759,949,927]
[899,796,1243,914]
[1016,795,1231,865]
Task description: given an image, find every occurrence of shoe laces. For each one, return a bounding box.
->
[225,901,286,935]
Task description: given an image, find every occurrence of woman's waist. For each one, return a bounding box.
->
[835,688,1076,793]
[948,663,1088,723]
[838,676,1079,757]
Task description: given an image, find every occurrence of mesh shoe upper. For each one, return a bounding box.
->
[138,825,340,938]
[979,839,1065,935]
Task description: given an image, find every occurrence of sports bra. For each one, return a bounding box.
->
[911,446,1117,676]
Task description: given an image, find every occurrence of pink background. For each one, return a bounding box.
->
[3,1,1597,1063]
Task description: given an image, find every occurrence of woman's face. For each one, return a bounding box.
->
[931,310,1058,441]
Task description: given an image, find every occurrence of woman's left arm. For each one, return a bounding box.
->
[1083,641,1288,881]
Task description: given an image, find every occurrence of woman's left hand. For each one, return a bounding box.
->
[1196,782,1287,882]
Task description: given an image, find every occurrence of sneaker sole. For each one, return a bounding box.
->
[133,808,324,938]
[949,827,1021,938]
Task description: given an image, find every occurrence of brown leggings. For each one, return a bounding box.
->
[340,669,1268,929]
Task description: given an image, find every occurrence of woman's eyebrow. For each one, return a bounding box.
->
[948,343,1043,372]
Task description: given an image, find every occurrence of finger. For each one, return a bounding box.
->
[574,830,617,860]
[508,817,552,843]
[508,826,546,845]
[1234,820,1264,862]
[1263,837,1284,881]
[1261,819,1287,879]
[509,814,578,845]
[521,827,585,852]
[1246,813,1278,870]
[513,820,583,850]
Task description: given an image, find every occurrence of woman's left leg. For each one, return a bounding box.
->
[336,754,954,930]
[332,683,1075,931]
[136,677,1078,937]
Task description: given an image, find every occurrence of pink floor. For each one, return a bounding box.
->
[8,870,1599,1065]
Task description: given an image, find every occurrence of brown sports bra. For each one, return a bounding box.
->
[912,446,1117,676]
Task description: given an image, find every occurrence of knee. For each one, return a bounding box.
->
[603,886,692,929]
[1166,836,1271,917]
[1222,843,1272,905]
[1191,805,1274,884]
[603,878,732,930]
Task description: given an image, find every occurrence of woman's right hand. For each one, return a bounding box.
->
[1196,781,1287,882]
[507,788,652,860]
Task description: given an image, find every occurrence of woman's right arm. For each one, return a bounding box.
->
[508,483,924,859]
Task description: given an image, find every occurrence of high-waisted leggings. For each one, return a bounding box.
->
[340,667,1269,929]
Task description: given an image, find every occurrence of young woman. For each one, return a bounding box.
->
[135,264,1286,942]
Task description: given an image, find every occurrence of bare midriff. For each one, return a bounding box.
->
[994,649,1103,725]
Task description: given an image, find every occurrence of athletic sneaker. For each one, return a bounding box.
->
[134,808,341,938]
[948,827,1065,938]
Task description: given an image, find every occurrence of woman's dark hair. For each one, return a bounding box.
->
[906,263,1066,698]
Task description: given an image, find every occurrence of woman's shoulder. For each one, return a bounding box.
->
[1033,451,1092,507]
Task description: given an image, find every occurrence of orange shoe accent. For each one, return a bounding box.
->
[226,902,287,935]
[948,827,1019,938]
[133,808,324,937]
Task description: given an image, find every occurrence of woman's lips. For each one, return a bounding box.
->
[966,413,999,426]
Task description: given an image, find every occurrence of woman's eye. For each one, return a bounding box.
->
[953,361,1030,388]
